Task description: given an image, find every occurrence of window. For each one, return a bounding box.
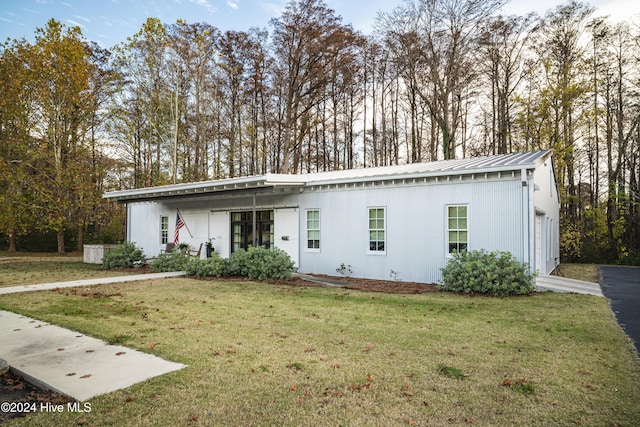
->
[231,210,274,252]
[306,209,320,250]
[447,205,468,253]
[368,207,385,252]
[160,215,169,244]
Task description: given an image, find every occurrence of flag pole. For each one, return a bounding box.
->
[177,208,193,238]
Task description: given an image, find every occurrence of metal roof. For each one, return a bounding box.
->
[299,150,552,185]
[104,150,553,202]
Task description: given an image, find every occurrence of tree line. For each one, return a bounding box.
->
[0,0,638,264]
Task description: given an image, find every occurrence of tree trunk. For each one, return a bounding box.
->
[8,229,16,252]
[57,228,66,255]
[77,223,84,252]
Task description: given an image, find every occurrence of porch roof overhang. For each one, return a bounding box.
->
[103,175,306,203]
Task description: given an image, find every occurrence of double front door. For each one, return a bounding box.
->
[231,210,274,252]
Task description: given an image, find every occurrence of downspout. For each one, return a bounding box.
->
[521,169,531,273]
[124,202,129,242]
[252,192,257,247]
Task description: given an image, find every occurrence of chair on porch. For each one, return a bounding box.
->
[161,242,175,254]
[188,243,203,259]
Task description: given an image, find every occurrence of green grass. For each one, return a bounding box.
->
[0,278,638,426]
[554,263,601,283]
[0,254,143,288]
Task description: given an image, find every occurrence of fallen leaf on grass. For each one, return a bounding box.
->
[502,378,514,387]
[363,342,375,353]
[125,395,134,402]
[401,382,413,396]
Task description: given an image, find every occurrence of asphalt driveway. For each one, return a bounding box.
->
[599,266,640,355]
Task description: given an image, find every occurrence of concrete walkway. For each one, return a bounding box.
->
[0,271,186,295]
[535,275,603,296]
[0,272,187,401]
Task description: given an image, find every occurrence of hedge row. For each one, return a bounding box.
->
[185,246,294,281]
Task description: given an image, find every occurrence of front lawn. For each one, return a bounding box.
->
[0,254,144,288]
[0,278,638,426]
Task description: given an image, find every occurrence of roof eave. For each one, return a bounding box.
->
[103,176,306,202]
[305,162,542,187]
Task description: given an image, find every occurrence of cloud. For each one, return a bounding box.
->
[227,1,239,10]
[259,1,283,16]
[66,19,87,30]
[188,0,217,14]
[74,15,90,23]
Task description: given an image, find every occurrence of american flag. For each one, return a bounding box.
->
[174,211,185,244]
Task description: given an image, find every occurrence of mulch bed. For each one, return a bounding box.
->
[295,274,439,294]
[190,273,440,294]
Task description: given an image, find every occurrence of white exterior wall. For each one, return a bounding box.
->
[127,202,163,257]
[274,208,300,267]
[209,211,230,258]
[297,176,527,283]
[532,159,561,274]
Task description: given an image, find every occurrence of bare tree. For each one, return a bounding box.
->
[270,0,358,173]
[536,1,594,221]
[478,13,538,155]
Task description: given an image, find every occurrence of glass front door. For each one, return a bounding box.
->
[231,210,274,252]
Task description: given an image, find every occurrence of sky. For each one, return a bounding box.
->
[0,0,638,49]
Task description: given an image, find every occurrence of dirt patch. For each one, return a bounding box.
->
[0,370,73,424]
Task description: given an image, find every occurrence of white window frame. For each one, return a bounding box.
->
[446,204,468,256]
[367,206,386,255]
[305,209,320,252]
[160,215,169,244]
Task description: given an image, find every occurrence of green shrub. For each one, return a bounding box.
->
[102,242,146,269]
[181,246,294,281]
[245,246,295,281]
[227,248,251,277]
[213,246,294,281]
[186,254,229,277]
[150,251,192,272]
[439,249,535,296]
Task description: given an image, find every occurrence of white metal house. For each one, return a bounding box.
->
[104,150,560,283]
